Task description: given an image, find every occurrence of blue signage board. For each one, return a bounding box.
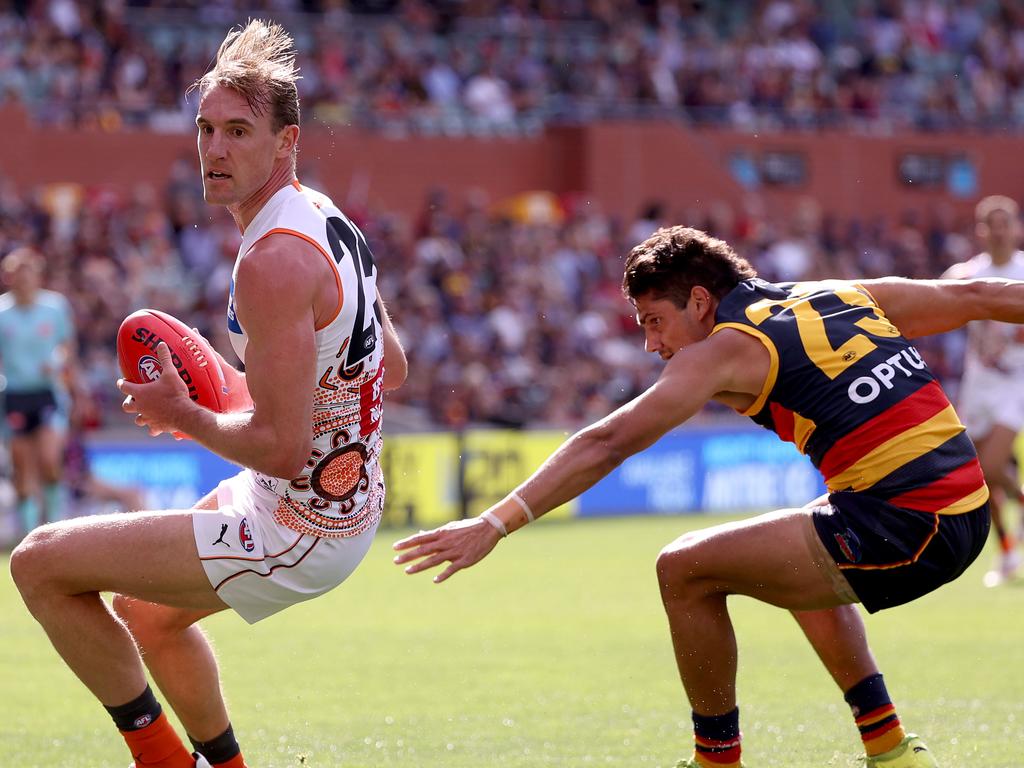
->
[87,425,826,519]
[88,441,239,510]
[577,427,825,516]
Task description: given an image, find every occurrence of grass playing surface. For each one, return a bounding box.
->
[2,514,1022,767]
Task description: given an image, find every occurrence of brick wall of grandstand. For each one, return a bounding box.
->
[0,171,968,433]
[3,1,1024,133]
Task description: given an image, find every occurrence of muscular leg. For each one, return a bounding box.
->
[10,432,40,533]
[792,606,879,691]
[35,424,67,522]
[110,489,232,742]
[10,509,228,706]
[112,598,229,742]
[976,425,1022,579]
[657,509,848,715]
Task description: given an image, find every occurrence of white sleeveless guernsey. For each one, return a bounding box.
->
[228,182,384,538]
[958,250,1024,377]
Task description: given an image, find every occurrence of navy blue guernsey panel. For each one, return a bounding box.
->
[711,278,987,514]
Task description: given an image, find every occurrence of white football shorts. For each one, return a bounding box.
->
[957,367,1024,438]
[192,470,378,623]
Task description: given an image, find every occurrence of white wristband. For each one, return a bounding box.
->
[510,491,535,523]
[480,510,508,537]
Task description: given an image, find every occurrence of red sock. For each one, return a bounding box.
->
[120,712,195,767]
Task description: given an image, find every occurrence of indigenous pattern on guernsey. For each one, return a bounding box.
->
[711,278,989,515]
[227,182,385,538]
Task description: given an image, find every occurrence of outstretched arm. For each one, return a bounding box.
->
[861,277,1024,338]
[393,328,764,582]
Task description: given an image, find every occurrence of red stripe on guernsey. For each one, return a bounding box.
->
[769,402,796,444]
[885,458,985,512]
[818,381,950,481]
[359,362,384,435]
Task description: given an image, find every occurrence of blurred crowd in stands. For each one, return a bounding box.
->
[4,0,1024,134]
[0,165,973,432]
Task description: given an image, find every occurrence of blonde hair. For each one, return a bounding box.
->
[975,195,1019,225]
[189,19,300,132]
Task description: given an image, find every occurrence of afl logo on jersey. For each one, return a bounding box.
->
[138,355,163,382]
[238,517,255,552]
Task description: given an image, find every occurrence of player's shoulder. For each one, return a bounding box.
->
[941,253,987,279]
[237,229,328,303]
[37,288,70,310]
[283,183,342,220]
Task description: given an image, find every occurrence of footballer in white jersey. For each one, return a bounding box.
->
[942,195,1024,585]
[227,181,385,540]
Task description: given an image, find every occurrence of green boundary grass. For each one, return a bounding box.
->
[2,514,1021,767]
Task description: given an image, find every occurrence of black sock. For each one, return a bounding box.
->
[104,684,163,732]
[190,723,241,764]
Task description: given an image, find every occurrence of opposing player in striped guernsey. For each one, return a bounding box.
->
[12,19,406,768]
[395,226,1024,767]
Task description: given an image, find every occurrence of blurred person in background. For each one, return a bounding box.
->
[942,194,1024,586]
[0,246,81,537]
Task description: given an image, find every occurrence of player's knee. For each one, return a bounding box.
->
[9,525,63,603]
[656,532,708,600]
[112,595,158,640]
[112,596,190,645]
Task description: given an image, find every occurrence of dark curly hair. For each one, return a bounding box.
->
[622,226,756,307]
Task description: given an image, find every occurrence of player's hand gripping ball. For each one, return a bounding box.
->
[117,309,230,413]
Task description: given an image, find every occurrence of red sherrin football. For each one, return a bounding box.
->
[117,309,229,412]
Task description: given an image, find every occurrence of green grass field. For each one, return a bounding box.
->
[2,514,1022,768]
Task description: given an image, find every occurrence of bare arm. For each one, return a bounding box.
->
[119,235,318,478]
[393,329,763,581]
[860,277,1024,338]
[377,288,407,391]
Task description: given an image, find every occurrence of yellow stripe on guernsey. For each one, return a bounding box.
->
[792,412,817,453]
[826,404,965,492]
[710,322,780,416]
[933,484,990,516]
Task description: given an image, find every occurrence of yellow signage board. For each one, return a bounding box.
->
[379,429,575,527]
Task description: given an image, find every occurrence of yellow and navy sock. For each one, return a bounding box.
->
[691,707,741,767]
[845,673,906,756]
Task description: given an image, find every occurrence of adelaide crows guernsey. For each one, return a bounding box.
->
[712,278,988,515]
[229,181,385,538]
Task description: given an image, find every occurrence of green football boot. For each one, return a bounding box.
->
[861,734,938,768]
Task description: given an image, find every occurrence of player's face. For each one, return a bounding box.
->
[196,86,282,207]
[4,263,42,294]
[634,294,704,361]
[979,209,1021,252]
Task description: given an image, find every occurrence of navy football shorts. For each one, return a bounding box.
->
[3,389,59,435]
[811,490,990,613]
